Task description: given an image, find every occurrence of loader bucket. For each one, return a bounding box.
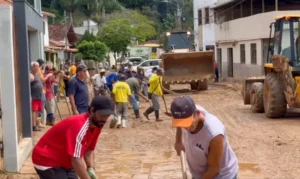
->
[242,77,265,105]
[162,51,214,83]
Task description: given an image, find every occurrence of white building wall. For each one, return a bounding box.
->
[193,0,217,51]
[215,11,300,42]
[217,39,264,79]
[43,16,49,46]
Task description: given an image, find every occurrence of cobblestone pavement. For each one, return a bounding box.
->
[12,84,300,178]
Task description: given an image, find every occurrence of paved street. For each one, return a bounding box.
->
[4,83,300,178]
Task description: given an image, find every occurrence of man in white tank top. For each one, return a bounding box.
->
[171,96,238,179]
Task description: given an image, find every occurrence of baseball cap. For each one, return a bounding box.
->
[76,64,87,73]
[171,96,196,128]
[100,69,106,73]
[90,96,115,115]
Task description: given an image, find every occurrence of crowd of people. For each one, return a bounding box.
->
[29,58,239,179]
[29,59,165,131]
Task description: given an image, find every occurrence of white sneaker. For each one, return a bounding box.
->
[116,116,121,128]
[121,120,127,128]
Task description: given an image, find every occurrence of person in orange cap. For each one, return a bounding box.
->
[171,95,238,179]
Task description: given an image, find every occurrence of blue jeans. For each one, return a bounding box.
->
[131,95,139,111]
[39,94,46,117]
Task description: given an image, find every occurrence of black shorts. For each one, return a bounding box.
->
[35,167,78,179]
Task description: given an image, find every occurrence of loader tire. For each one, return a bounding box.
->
[190,79,208,91]
[263,73,287,118]
[250,82,264,113]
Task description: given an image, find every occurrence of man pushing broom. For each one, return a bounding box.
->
[171,95,239,179]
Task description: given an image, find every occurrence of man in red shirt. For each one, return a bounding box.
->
[32,96,115,179]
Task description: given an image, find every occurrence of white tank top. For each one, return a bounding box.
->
[183,105,238,179]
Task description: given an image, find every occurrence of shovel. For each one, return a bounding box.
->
[161,94,172,117]
[180,150,188,179]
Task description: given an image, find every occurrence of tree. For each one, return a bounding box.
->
[59,0,81,24]
[98,19,132,64]
[76,40,108,61]
[76,30,97,45]
[105,10,156,43]
[91,0,124,29]
[81,0,101,32]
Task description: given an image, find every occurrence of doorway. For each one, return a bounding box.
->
[217,48,222,78]
[227,48,233,77]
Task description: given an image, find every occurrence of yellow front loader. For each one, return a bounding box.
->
[242,15,300,118]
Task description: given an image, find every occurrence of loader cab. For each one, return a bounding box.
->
[269,16,300,71]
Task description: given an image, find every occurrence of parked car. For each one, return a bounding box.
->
[127,57,144,66]
[132,59,161,72]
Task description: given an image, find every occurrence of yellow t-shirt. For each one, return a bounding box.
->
[148,74,162,96]
[148,74,163,96]
[113,81,131,103]
[69,65,77,78]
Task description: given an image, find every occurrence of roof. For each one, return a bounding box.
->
[211,0,237,9]
[42,11,56,18]
[0,0,12,5]
[275,15,300,20]
[49,39,65,47]
[73,26,98,36]
[49,24,78,44]
[139,40,161,47]
[45,45,78,52]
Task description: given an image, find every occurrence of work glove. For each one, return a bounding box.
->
[87,167,98,179]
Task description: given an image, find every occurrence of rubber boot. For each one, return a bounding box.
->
[121,120,127,128]
[116,116,121,128]
[143,107,154,120]
[155,110,163,122]
[134,110,140,119]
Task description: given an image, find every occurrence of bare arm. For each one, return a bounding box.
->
[29,73,34,82]
[69,94,78,115]
[84,149,94,168]
[137,91,150,102]
[71,157,90,179]
[175,128,182,143]
[202,135,224,179]
[174,128,185,155]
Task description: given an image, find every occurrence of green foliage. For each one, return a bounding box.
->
[77,30,97,45]
[105,10,156,42]
[98,19,132,54]
[76,40,108,61]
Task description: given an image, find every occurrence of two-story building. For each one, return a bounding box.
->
[193,0,217,51]
[0,0,44,172]
[212,0,300,80]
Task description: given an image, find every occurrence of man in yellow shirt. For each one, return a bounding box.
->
[143,68,164,122]
[112,74,132,128]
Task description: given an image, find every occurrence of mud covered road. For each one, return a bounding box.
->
[12,83,300,179]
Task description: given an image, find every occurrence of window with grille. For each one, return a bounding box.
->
[251,43,257,64]
[240,44,246,64]
[205,8,209,24]
[198,10,202,25]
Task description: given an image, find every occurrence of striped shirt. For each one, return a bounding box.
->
[32,113,101,169]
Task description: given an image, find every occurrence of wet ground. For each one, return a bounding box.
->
[3,83,300,178]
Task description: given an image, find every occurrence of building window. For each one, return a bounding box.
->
[198,10,202,25]
[240,44,246,64]
[205,8,209,24]
[251,43,257,64]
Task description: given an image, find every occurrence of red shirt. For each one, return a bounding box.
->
[214,61,218,69]
[32,113,101,169]
[44,73,56,100]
